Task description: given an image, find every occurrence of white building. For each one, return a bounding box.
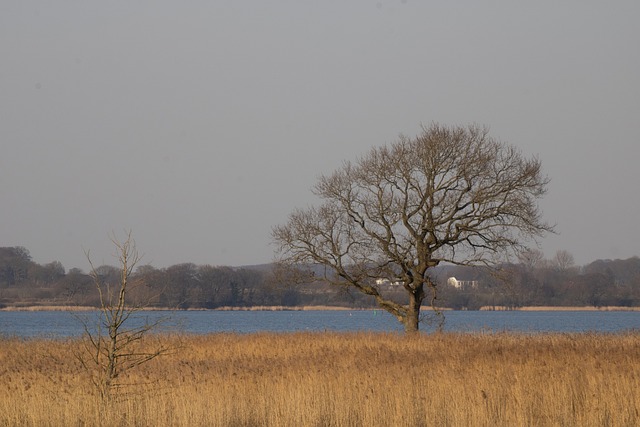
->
[375,278,401,287]
[447,277,479,289]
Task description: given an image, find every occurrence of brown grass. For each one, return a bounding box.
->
[1,332,639,426]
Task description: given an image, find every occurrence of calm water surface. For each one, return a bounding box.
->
[1,309,639,338]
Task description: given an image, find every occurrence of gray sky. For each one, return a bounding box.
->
[2,1,639,270]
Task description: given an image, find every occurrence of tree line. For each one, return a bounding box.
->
[1,246,639,310]
[0,246,289,308]
[440,250,640,309]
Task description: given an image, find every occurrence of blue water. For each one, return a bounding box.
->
[1,309,639,338]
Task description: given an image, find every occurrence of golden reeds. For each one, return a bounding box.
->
[1,332,639,426]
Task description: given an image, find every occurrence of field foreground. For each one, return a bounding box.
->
[1,332,639,426]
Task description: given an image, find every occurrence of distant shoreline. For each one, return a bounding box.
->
[2,305,640,312]
[478,305,640,312]
[0,305,354,312]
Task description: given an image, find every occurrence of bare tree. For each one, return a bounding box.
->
[518,248,546,271]
[552,249,576,273]
[77,231,171,400]
[273,123,554,332]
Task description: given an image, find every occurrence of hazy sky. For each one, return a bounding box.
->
[2,1,639,270]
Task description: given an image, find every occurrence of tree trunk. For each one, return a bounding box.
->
[403,291,422,333]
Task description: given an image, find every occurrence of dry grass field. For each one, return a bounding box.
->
[1,332,639,426]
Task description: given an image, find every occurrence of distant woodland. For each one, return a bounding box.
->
[1,246,640,309]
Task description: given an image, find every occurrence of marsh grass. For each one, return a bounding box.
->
[1,332,639,426]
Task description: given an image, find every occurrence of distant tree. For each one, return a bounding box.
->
[518,248,546,271]
[56,268,94,305]
[273,123,554,332]
[23,261,66,300]
[0,247,33,286]
[93,265,120,286]
[552,250,575,273]
[135,264,158,276]
[134,265,165,307]
[44,261,66,282]
[161,263,199,308]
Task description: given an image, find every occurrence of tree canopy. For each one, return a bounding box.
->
[273,123,554,332]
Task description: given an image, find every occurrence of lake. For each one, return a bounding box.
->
[1,309,640,338]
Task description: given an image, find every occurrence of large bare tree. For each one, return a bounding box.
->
[273,123,554,332]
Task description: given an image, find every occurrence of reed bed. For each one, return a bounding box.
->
[1,332,639,426]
